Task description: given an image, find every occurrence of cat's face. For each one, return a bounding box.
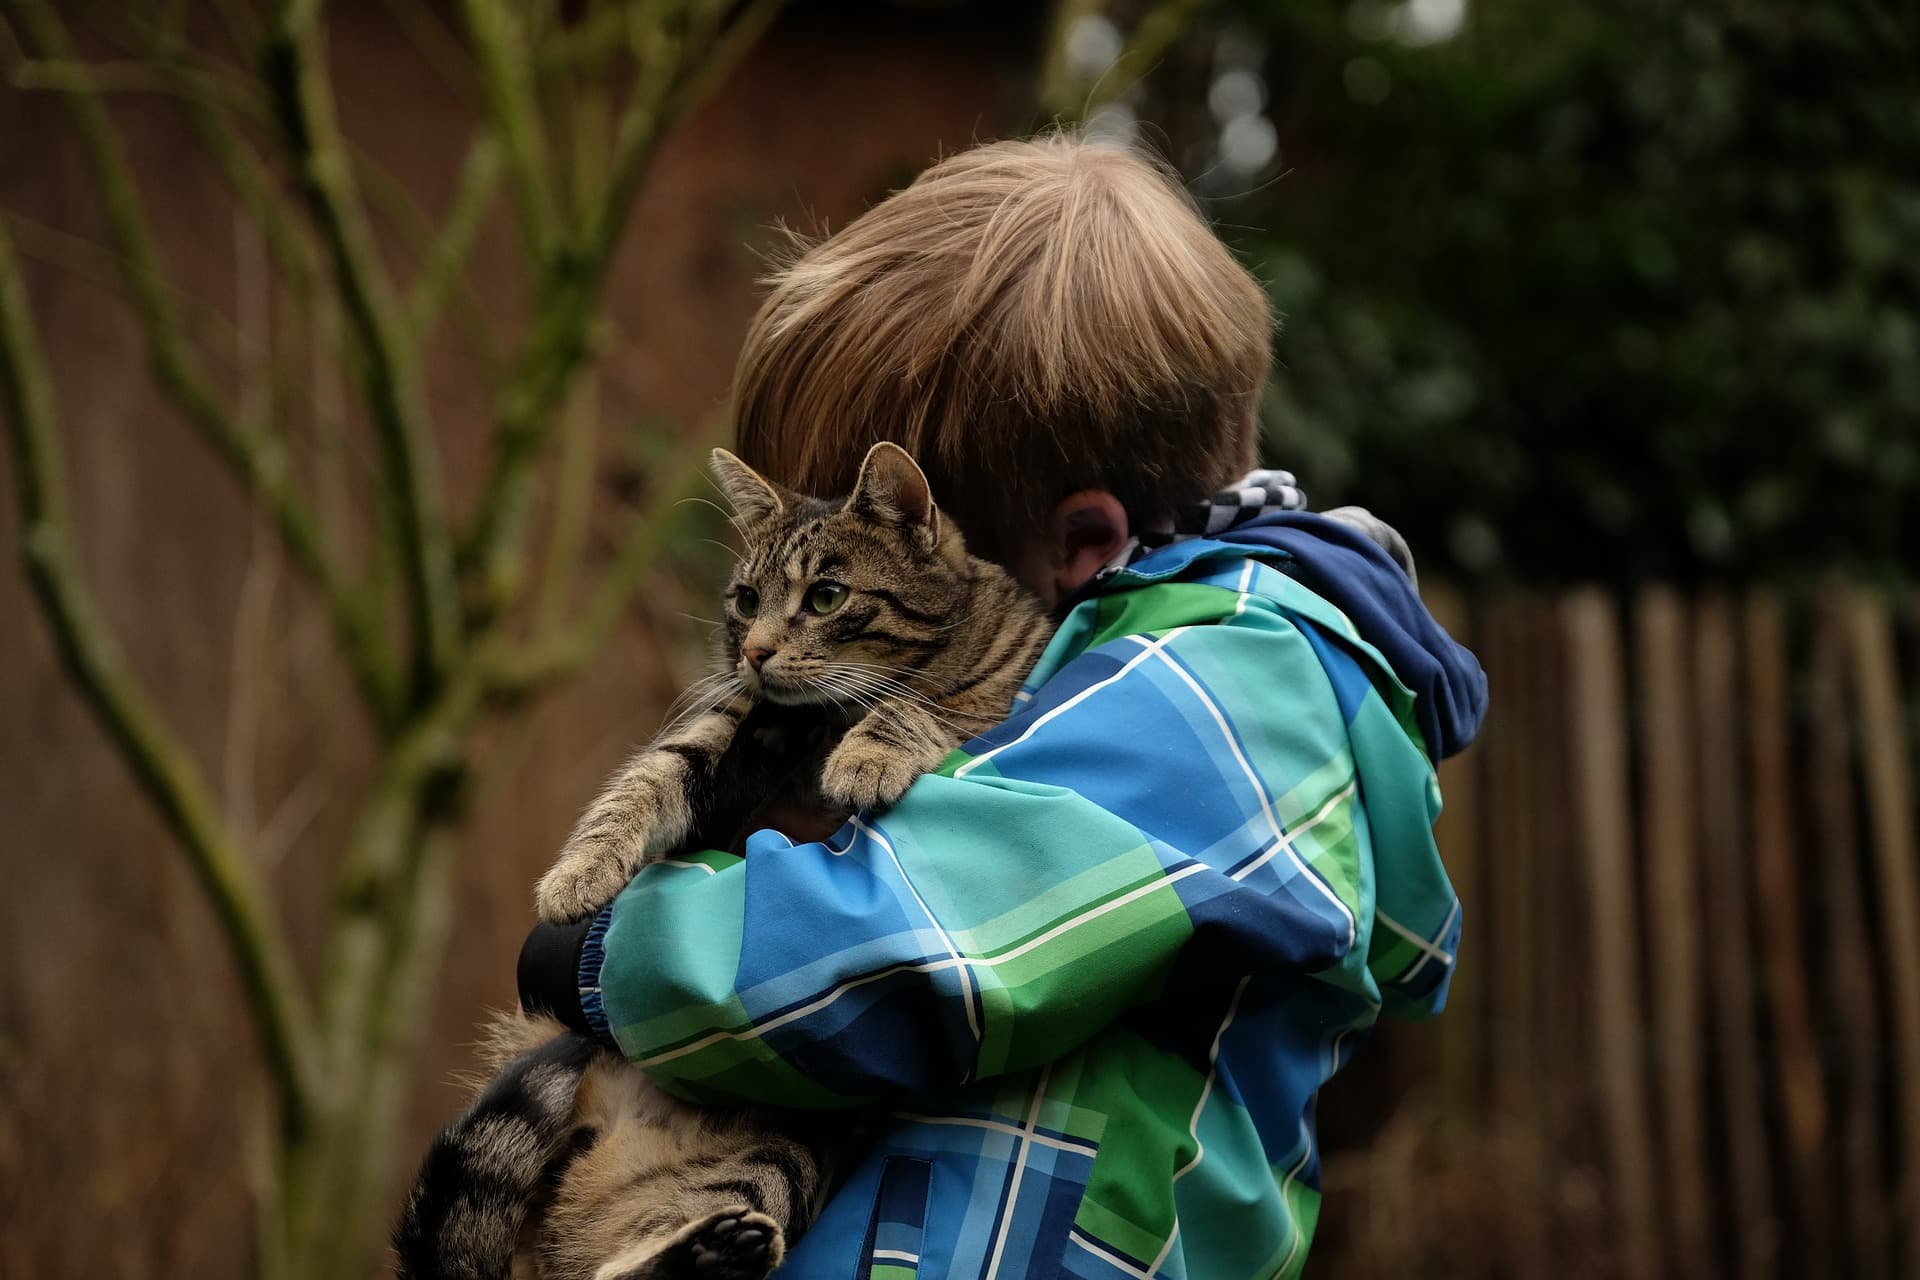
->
[712,443,970,710]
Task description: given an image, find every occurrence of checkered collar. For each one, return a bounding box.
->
[1108,468,1308,574]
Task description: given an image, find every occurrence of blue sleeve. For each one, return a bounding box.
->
[576,611,1375,1107]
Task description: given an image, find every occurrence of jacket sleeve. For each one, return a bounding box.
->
[568,606,1387,1107]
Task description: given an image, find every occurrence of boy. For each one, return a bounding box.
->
[519,135,1486,1278]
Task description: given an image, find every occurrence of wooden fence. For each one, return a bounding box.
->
[1316,584,1919,1280]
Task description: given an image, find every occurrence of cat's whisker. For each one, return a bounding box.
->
[816,674,886,720]
[657,673,745,732]
[823,669,987,734]
[695,474,754,537]
[657,676,724,722]
[677,494,749,539]
[824,666,999,724]
[823,660,942,685]
[824,660,946,686]
[820,669,897,707]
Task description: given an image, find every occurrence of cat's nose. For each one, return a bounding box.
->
[743,646,774,671]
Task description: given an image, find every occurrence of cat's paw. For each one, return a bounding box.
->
[535,842,639,924]
[538,765,695,921]
[601,1207,784,1280]
[819,735,926,812]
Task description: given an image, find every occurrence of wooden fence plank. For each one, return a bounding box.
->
[1744,592,1831,1265]
[1845,588,1920,1279]
[1635,586,1712,1279]
[1810,591,1888,1278]
[1563,589,1661,1279]
[1694,592,1779,1276]
[1483,595,1547,1274]
[1424,583,1482,1114]
[1532,599,1586,1147]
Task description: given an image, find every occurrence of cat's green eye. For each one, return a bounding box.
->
[805,581,850,615]
[734,586,760,618]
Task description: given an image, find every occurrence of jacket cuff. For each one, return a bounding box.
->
[576,906,615,1047]
[517,911,618,1050]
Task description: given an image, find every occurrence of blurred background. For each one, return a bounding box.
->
[0,1,1914,1276]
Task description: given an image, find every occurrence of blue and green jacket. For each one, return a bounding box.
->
[521,513,1486,1279]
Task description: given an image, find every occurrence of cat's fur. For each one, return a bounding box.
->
[535,440,1055,925]
[398,443,1054,1278]
[394,1011,838,1280]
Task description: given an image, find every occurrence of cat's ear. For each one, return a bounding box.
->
[710,449,785,527]
[850,441,938,535]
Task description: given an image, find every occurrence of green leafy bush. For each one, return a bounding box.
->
[1215,0,1918,583]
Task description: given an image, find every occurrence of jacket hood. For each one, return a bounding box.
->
[1108,510,1487,762]
[1217,511,1487,761]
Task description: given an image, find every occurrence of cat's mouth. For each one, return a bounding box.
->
[759,683,855,713]
[759,680,829,706]
[746,667,862,714]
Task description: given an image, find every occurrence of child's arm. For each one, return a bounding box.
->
[520,566,1466,1108]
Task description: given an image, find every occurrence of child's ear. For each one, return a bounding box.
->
[710,449,786,526]
[849,441,939,536]
[1048,490,1130,599]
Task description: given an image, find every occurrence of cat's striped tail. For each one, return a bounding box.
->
[393,1032,598,1280]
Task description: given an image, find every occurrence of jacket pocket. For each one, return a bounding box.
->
[857,1115,1100,1280]
[857,1156,933,1279]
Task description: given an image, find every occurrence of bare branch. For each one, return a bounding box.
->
[0,221,318,1132]
[461,0,784,619]
[536,3,638,75]
[533,374,600,632]
[588,1,784,271]
[357,142,505,374]
[491,412,728,695]
[404,133,504,341]
[9,1,401,722]
[376,0,479,105]
[5,53,260,115]
[141,30,323,302]
[4,212,254,362]
[264,0,461,688]
[456,0,556,261]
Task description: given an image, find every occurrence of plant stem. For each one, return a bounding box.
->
[460,0,784,619]
[265,0,461,692]
[405,133,505,341]
[0,222,319,1134]
[458,0,556,261]
[496,412,725,692]
[10,0,400,724]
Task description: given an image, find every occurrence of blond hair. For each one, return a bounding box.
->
[731,134,1273,560]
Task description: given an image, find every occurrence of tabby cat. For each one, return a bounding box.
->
[395,442,1055,1279]
[534,440,1054,924]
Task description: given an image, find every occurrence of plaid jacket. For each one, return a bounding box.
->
[572,529,1477,1279]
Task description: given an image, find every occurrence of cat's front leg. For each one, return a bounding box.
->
[819,701,956,813]
[536,702,745,923]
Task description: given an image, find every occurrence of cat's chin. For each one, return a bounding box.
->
[758,684,833,707]
[757,681,862,715]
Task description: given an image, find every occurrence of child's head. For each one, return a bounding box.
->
[731,134,1273,596]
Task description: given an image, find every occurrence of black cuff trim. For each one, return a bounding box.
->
[518,919,592,1036]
